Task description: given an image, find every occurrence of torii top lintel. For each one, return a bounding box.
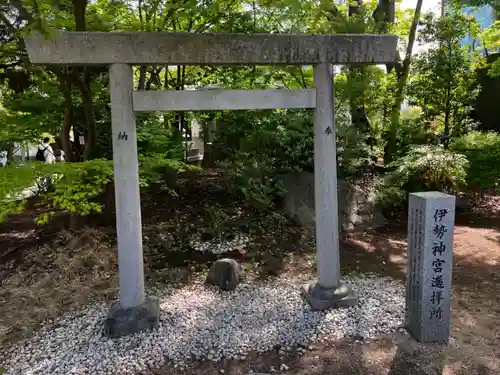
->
[24,32,398,66]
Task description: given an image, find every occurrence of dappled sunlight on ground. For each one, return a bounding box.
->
[1,171,499,374]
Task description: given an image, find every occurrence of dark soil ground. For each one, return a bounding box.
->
[1,169,499,375]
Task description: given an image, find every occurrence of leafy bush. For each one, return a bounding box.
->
[212,107,379,211]
[394,108,436,158]
[377,145,469,209]
[220,158,286,212]
[42,160,114,222]
[451,131,500,192]
[0,155,196,225]
[212,109,313,172]
[139,153,199,194]
[136,116,185,159]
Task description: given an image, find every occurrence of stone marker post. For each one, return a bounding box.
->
[406,191,456,343]
[104,63,160,338]
[301,63,359,310]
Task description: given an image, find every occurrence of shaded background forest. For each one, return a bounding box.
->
[0,0,499,228]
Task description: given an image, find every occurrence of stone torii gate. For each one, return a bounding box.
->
[24,31,397,338]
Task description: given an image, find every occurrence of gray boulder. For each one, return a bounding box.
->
[276,171,385,232]
[205,258,244,291]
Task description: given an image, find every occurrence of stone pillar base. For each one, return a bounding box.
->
[104,298,160,338]
[301,281,359,310]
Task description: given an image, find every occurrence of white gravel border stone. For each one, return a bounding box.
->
[1,274,405,375]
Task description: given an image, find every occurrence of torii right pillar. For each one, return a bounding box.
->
[301,62,359,310]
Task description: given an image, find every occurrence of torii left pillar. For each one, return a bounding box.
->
[103,63,160,338]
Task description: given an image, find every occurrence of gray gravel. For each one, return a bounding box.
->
[1,274,405,375]
[189,232,250,254]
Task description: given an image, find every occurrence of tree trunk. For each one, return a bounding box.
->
[71,0,96,161]
[372,0,399,74]
[443,86,452,148]
[163,66,169,125]
[58,71,75,161]
[5,143,14,165]
[72,0,87,31]
[80,69,97,161]
[373,0,395,32]
[384,0,424,164]
[138,66,147,90]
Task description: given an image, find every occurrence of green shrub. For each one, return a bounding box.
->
[41,160,114,223]
[450,131,500,192]
[394,108,437,158]
[136,118,185,159]
[212,109,314,172]
[139,153,199,194]
[220,158,285,212]
[0,155,196,225]
[212,107,381,211]
[377,145,469,209]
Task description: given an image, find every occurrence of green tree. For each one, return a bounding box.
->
[406,10,482,147]
[384,0,423,164]
[476,20,500,77]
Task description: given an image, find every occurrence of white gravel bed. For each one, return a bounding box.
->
[1,274,405,375]
[189,232,250,254]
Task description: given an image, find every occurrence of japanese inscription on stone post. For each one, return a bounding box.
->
[406,191,455,343]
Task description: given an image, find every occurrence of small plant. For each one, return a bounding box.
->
[204,204,230,240]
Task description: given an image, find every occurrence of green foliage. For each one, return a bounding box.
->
[212,109,313,172]
[204,204,230,239]
[1,0,499,224]
[391,107,437,159]
[214,106,374,176]
[0,154,196,224]
[0,160,116,225]
[407,10,482,144]
[38,160,114,224]
[0,199,27,224]
[378,145,469,209]
[477,21,500,77]
[451,131,500,191]
[211,109,301,211]
[0,74,64,145]
[221,158,286,212]
[139,153,199,193]
[0,163,38,201]
[136,116,185,159]
[213,103,378,210]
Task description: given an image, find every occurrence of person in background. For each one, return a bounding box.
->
[54,137,65,163]
[56,149,65,163]
[36,137,56,164]
[0,151,6,167]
